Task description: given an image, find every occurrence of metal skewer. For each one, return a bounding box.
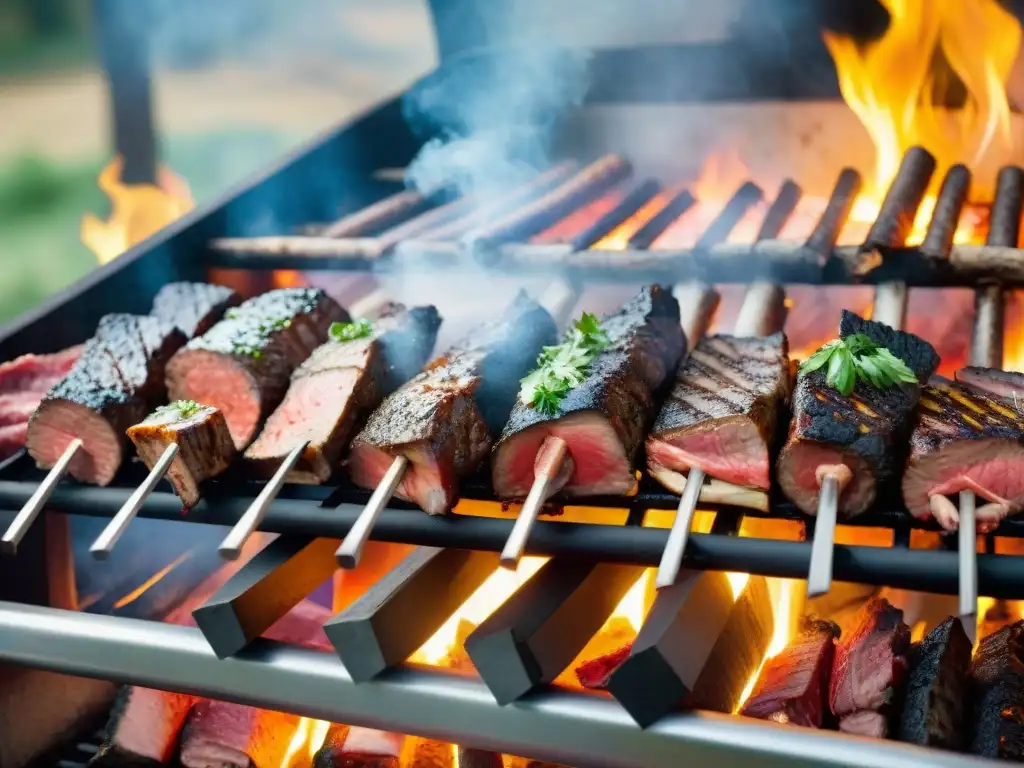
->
[499,437,568,568]
[654,281,785,588]
[336,455,409,568]
[89,443,179,559]
[1,438,82,555]
[219,440,308,560]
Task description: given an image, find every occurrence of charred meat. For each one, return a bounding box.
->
[348,292,556,515]
[957,366,1024,405]
[648,332,789,493]
[492,285,684,500]
[903,380,1024,531]
[969,619,1024,761]
[778,311,939,518]
[127,401,236,508]
[741,619,839,728]
[245,304,441,484]
[166,288,347,449]
[27,316,186,486]
[897,616,971,750]
[91,686,195,768]
[150,282,241,339]
[829,597,910,738]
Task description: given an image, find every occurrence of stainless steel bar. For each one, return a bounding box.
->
[336,455,409,568]
[1,438,82,555]
[0,602,987,768]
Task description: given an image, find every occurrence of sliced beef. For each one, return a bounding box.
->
[492,285,684,500]
[244,304,441,484]
[903,380,1024,531]
[348,292,556,514]
[0,345,82,394]
[91,686,195,768]
[741,618,839,728]
[166,288,348,449]
[970,619,1024,760]
[150,282,241,339]
[829,597,910,737]
[28,314,187,487]
[778,311,939,518]
[127,402,236,508]
[897,616,971,750]
[957,366,1024,405]
[648,332,790,493]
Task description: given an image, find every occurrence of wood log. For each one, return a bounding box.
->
[569,178,661,250]
[322,189,429,238]
[457,746,504,767]
[988,166,1024,248]
[626,189,696,250]
[209,236,386,260]
[919,164,970,260]
[756,180,802,241]
[695,181,764,250]
[804,168,861,256]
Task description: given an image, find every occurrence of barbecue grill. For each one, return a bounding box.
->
[4,1,1024,766]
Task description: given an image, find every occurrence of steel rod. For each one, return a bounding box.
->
[89,442,178,559]
[336,456,409,569]
[0,602,985,768]
[807,473,839,598]
[1,438,81,555]
[219,441,308,559]
[499,437,568,569]
[958,489,978,634]
[655,467,705,588]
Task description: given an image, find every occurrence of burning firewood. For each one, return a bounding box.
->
[456,746,504,767]
[309,726,404,768]
[969,619,1024,760]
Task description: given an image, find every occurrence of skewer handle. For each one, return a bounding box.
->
[806,473,839,597]
[90,443,179,560]
[499,438,569,569]
[654,467,705,589]
[335,455,409,569]
[1,439,82,555]
[219,441,308,560]
[958,490,978,633]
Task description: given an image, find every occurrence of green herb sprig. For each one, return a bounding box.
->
[800,333,918,396]
[519,312,610,415]
[329,318,373,343]
[152,400,203,420]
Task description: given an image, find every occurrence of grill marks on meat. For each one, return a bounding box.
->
[778,311,939,518]
[91,686,195,768]
[128,403,236,508]
[27,316,186,486]
[970,619,1024,760]
[897,616,971,750]
[245,304,441,484]
[492,285,684,500]
[957,366,1024,406]
[741,619,839,728]
[903,381,1024,530]
[150,282,241,339]
[648,333,790,492]
[348,292,556,515]
[829,597,910,738]
[166,288,348,449]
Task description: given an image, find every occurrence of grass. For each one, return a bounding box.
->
[0,129,294,326]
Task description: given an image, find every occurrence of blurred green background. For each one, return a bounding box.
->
[0,0,435,328]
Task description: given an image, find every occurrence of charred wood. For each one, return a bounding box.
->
[969,619,1024,760]
[607,573,772,727]
[209,236,387,261]
[192,535,341,658]
[695,181,764,250]
[804,168,862,257]
[457,746,504,768]
[919,164,970,261]
[464,559,646,704]
[569,178,661,251]
[313,724,351,768]
[625,189,696,250]
[324,547,499,681]
[756,180,802,241]
[860,146,936,262]
[322,189,429,238]
[988,166,1024,248]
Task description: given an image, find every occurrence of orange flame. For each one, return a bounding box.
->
[81,156,194,265]
[278,716,331,768]
[111,552,190,610]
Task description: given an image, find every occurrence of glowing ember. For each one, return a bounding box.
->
[278,714,330,767]
[111,552,190,610]
[81,157,193,265]
[825,0,1020,244]
[736,579,801,710]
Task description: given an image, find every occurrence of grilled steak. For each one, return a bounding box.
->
[0,345,82,461]
[741,619,839,728]
[127,401,236,508]
[150,282,241,339]
[348,292,556,514]
[492,285,684,500]
[970,619,1024,760]
[897,616,971,750]
[27,316,187,486]
[903,380,1024,531]
[829,597,910,738]
[647,333,790,493]
[778,311,939,518]
[957,366,1024,405]
[166,288,348,449]
[91,686,196,768]
[245,304,441,484]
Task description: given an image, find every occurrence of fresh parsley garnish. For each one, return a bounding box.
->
[153,400,203,420]
[519,312,610,416]
[800,333,919,396]
[329,318,373,343]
